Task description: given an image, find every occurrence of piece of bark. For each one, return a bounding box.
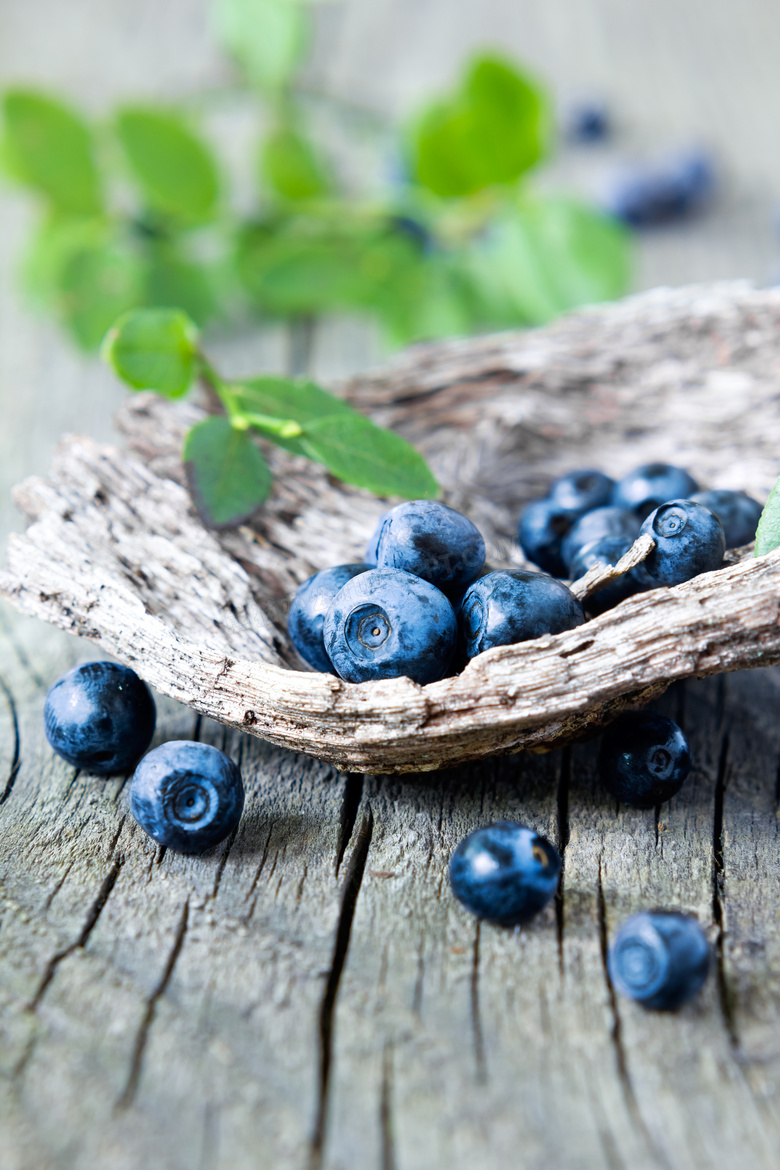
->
[3,282,780,774]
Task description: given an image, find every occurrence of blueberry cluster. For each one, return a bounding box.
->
[518,462,760,618]
[289,499,586,685]
[45,662,243,855]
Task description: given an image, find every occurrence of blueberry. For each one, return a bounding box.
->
[459,570,585,660]
[365,512,389,564]
[605,151,715,228]
[517,498,575,577]
[449,821,562,926]
[288,563,373,672]
[608,911,710,1010]
[130,740,244,854]
[374,501,485,595]
[568,535,646,615]
[44,661,156,775]
[638,499,725,586]
[689,489,763,549]
[561,506,640,572]
[612,463,700,518]
[599,712,691,807]
[323,567,457,685]
[549,469,615,515]
[565,101,610,144]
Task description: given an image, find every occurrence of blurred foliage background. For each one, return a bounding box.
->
[0,0,631,355]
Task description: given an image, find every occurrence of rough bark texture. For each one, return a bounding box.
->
[2,284,780,773]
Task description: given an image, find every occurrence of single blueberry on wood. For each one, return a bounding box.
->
[517,498,575,577]
[549,468,615,515]
[608,911,710,1010]
[604,151,715,228]
[561,505,640,572]
[287,563,373,672]
[130,740,244,854]
[323,567,457,685]
[612,462,699,518]
[637,499,725,586]
[374,500,485,595]
[449,821,562,926]
[44,661,156,775]
[598,711,691,807]
[459,570,585,661]
[689,489,763,549]
[568,535,647,615]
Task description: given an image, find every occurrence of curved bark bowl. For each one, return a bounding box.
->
[3,281,780,773]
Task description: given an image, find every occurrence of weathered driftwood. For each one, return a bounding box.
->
[2,282,780,773]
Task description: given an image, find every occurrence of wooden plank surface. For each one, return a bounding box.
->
[3,3,780,1168]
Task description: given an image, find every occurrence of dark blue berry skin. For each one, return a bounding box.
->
[561,506,640,572]
[130,741,244,854]
[609,912,710,1011]
[517,498,575,577]
[568,535,647,615]
[612,463,700,518]
[365,512,389,564]
[566,101,610,144]
[549,469,615,515]
[606,151,715,228]
[288,564,372,672]
[374,501,485,595]
[449,821,562,926]
[44,661,155,775]
[459,570,585,660]
[599,712,691,808]
[637,499,725,587]
[323,567,457,685]
[689,489,763,549]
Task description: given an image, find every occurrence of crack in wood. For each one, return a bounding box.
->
[212,824,240,900]
[555,747,571,976]
[380,1039,396,1170]
[597,858,668,1169]
[117,899,190,1110]
[29,856,124,1010]
[470,920,487,1084]
[0,674,21,807]
[712,729,739,1048]
[335,773,364,876]
[310,807,374,1170]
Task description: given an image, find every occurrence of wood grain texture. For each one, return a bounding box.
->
[3,284,780,772]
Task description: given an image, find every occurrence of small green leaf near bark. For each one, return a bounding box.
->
[103,308,200,397]
[754,477,780,556]
[299,413,440,499]
[183,416,272,528]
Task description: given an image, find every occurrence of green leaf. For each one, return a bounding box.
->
[755,477,780,556]
[409,55,551,197]
[466,194,632,327]
[184,416,272,528]
[300,413,439,499]
[1,89,102,214]
[115,107,220,221]
[143,244,219,326]
[235,216,421,317]
[57,239,145,351]
[103,308,199,397]
[211,0,307,90]
[261,123,332,201]
[231,375,357,454]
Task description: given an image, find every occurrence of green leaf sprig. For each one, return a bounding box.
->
[1,0,633,358]
[103,308,439,528]
[754,477,780,557]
